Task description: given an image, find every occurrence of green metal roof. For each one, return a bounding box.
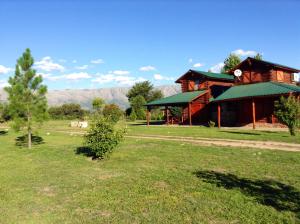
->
[191,70,235,81]
[213,82,300,102]
[175,70,235,83]
[146,90,207,106]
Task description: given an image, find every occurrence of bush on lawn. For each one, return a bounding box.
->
[170,106,183,119]
[84,117,125,159]
[48,103,87,120]
[275,95,300,136]
[208,120,216,128]
[150,108,164,121]
[129,109,137,121]
[103,104,124,123]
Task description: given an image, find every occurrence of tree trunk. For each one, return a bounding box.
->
[289,125,296,136]
[28,128,32,149]
[27,104,32,149]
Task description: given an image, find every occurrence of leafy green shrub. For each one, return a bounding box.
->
[48,103,86,120]
[275,96,300,136]
[129,109,137,121]
[84,118,125,159]
[150,108,164,121]
[170,106,183,119]
[208,120,216,128]
[103,104,124,124]
[129,95,146,120]
[0,103,11,123]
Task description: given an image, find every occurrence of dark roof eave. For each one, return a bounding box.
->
[146,102,189,107]
[228,57,300,74]
[175,70,191,83]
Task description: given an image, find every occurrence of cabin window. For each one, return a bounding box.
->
[277,71,284,82]
[194,80,200,90]
[188,81,195,91]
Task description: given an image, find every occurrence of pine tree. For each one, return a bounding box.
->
[254,53,263,60]
[5,48,48,148]
[221,54,241,73]
[92,97,105,116]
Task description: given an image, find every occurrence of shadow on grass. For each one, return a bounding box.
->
[194,170,300,218]
[15,135,44,147]
[128,121,165,126]
[75,147,97,160]
[0,130,8,135]
[220,130,261,136]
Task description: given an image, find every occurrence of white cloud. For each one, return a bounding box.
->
[210,63,225,73]
[35,56,65,72]
[75,65,89,70]
[0,80,9,88]
[38,73,63,81]
[188,58,193,63]
[0,65,12,74]
[193,63,204,68]
[91,59,104,64]
[64,72,92,80]
[92,73,146,86]
[139,65,156,71]
[110,70,130,75]
[153,74,174,81]
[72,60,77,63]
[59,59,67,63]
[40,72,92,81]
[232,49,257,57]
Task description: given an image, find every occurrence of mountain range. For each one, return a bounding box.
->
[0,85,181,109]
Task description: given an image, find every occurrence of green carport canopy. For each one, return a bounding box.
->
[146,90,207,107]
[213,81,300,102]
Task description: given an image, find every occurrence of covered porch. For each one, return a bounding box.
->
[212,82,300,129]
[145,90,208,126]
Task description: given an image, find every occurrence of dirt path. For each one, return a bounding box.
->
[126,134,300,152]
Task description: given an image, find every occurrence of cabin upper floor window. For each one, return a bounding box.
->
[194,80,200,90]
[277,70,284,82]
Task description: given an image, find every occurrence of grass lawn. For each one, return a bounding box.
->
[127,121,300,144]
[0,121,300,223]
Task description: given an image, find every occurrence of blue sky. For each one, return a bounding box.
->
[0,0,299,89]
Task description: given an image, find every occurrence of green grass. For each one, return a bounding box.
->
[126,121,300,144]
[0,121,300,223]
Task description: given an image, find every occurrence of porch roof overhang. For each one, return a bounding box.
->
[146,90,207,107]
[175,70,235,83]
[212,81,300,102]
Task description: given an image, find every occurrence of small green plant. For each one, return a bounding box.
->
[129,109,137,121]
[169,106,183,119]
[103,104,124,124]
[208,120,216,128]
[129,95,146,120]
[275,95,300,136]
[84,118,125,159]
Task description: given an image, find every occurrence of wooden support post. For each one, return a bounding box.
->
[217,103,221,128]
[188,103,192,126]
[146,107,150,126]
[166,106,169,125]
[252,98,256,129]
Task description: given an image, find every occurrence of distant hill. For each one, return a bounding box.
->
[0,85,181,109]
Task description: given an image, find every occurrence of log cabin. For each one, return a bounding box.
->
[146,57,300,128]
